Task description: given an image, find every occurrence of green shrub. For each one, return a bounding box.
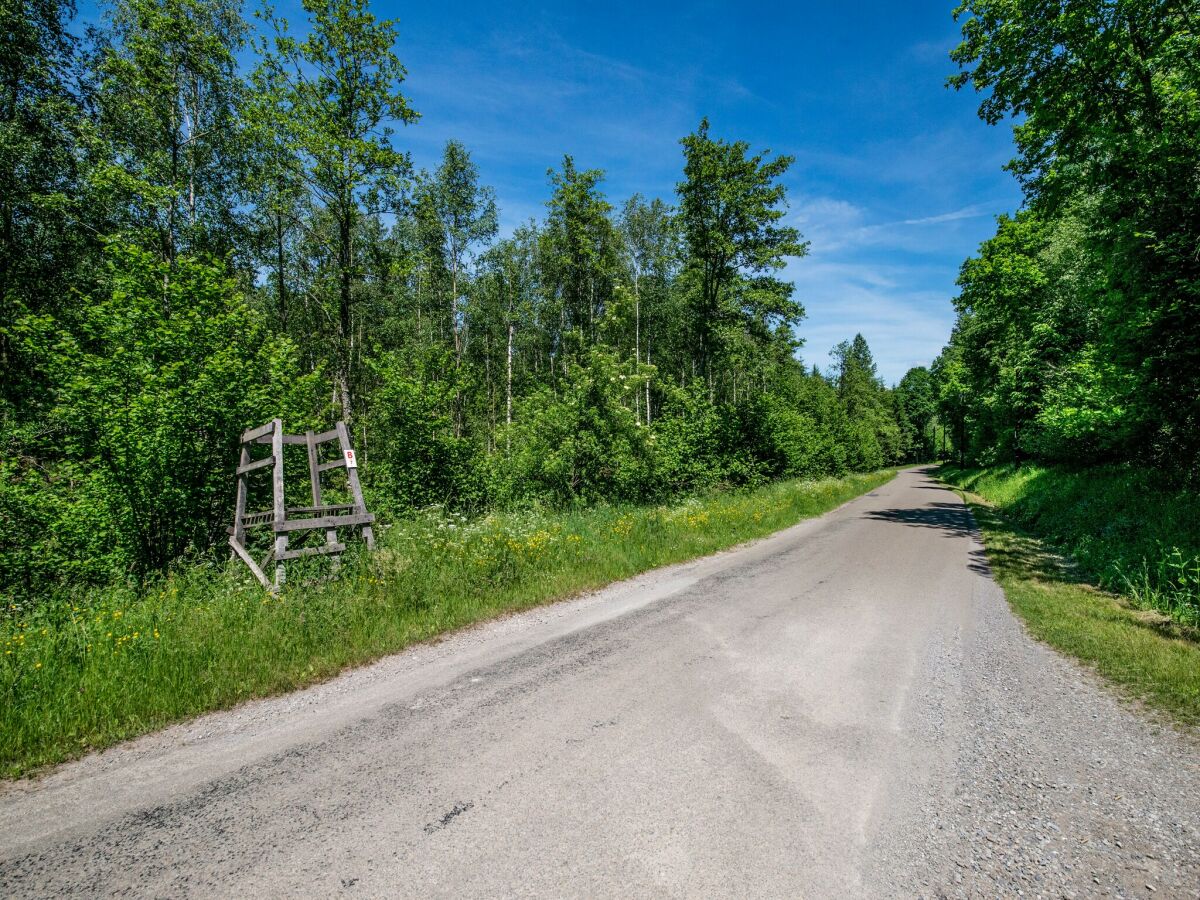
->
[365,350,485,514]
[500,348,654,505]
[3,243,318,593]
[651,382,763,494]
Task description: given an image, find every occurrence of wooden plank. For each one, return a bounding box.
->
[316,458,346,473]
[277,542,347,561]
[241,421,275,443]
[286,504,355,517]
[253,433,306,445]
[337,421,375,551]
[236,454,275,475]
[305,431,323,507]
[275,512,374,533]
[229,537,273,591]
[271,419,287,587]
[313,428,340,444]
[308,429,342,554]
[232,442,250,546]
[240,510,275,528]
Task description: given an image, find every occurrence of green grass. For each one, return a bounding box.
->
[0,469,894,778]
[940,463,1200,624]
[938,471,1200,725]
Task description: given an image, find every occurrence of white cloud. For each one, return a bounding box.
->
[781,198,995,382]
[896,205,991,226]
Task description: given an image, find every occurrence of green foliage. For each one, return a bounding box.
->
[832,334,902,469]
[896,366,936,460]
[676,118,808,383]
[365,350,482,513]
[257,0,419,418]
[541,156,619,346]
[0,0,89,413]
[501,347,653,505]
[742,393,829,480]
[652,382,763,493]
[0,458,122,597]
[949,1,1200,471]
[418,140,498,364]
[91,0,246,261]
[8,242,316,584]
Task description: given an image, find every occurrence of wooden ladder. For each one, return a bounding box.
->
[229,419,375,591]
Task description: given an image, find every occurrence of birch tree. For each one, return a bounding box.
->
[259,0,418,422]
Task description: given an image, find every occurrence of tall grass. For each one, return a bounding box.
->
[1,470,893,777]
[939,463,1200,624]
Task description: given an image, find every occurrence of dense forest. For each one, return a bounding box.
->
[0,0,937,601]
[936,1,1199,475]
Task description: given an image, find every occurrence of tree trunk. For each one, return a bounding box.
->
[485,333,493,452]
[645,347,652,426]
[275,210,287,330]
[338,205,354,424]
[451,258,461,361]
[633,271,641,424]
[506,320,514,453]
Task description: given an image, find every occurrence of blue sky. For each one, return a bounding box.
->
[385,1,1024,383]
[77,1,1023,383]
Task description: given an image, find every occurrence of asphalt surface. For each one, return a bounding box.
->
[1,468,1198,898]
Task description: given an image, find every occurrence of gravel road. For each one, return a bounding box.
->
[1,468,1197,898]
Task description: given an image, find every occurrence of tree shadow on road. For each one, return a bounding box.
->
[863,502,975,535]
[863,503,995,576]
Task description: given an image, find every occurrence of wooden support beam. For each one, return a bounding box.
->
[313,428,340,444]
[277,542,347,561]
[337,421,375,551]
[307,428,341,569]
[243,505,357,527]
[236,454,275,475]
[316,458,346,473]
[305,431,323,508]
[254,433,308,445]
[229,537,273,591]
[271,419,287,588]
[232,442,250,547]
[286,504,355,517]
[274,512,375,533]
[241,421,276,443]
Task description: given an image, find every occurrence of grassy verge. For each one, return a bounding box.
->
[939,463,1200,624]
[938,471,1200,725]
[1,469,894,778]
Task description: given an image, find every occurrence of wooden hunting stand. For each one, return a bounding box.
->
[228,419,374,591]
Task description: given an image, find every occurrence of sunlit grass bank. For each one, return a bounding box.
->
[940,464,1200,624]
[939,469,1200,725]
[1,469,893,778]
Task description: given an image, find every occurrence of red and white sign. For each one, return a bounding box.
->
[344,449,358,469]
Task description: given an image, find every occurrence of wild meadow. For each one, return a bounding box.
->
[0,469,892,778]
